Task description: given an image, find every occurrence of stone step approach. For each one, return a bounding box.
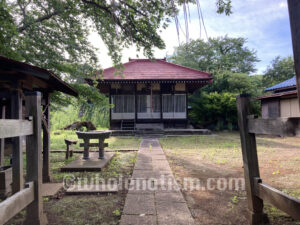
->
[120,138,194,225]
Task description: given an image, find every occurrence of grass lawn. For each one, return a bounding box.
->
[6,134,139,225]
[159,132,300,225]
[50,130,141,150]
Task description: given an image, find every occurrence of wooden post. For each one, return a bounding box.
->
[135,84,137,125]
[186,91,188,128]
[11,89,23,194]
[0,102,6,167]
[288,0,300,109]
[109,85,112,129]
[160,84,163,122]
[236,94,269,224]
[24,92,47,225]
[42,93,51,183]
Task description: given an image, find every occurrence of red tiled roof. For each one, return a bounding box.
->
[98,59,212,81]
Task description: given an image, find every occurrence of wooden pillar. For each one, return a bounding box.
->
[288,0,300,108]
[24,92,47,225]
[160,84,163,122]
[135,84,137,124]
[0,102,6,167]
[109,85,112,129]
[186,91,188,128]
[236,94,269,224]
[11,89,23,194]
[42,93,51,183]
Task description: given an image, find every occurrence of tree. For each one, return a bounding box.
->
[169,35,262,130]
[0,0,233,123]
[203,71,263,97]
[169,36,259,74]
[262,56,295,88]
[189,92,237,130]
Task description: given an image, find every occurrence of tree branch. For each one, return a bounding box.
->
[18,6,69,32]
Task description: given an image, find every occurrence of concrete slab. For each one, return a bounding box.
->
[134,162,153,170]
[131,170,160,180]
[156,201,194,225]
[152,155,167,160]
[128,179,156,194]
[42,183,63,197]
[155,191,185,203]
[120,215,157,225]
[61,152,115,172]
[123,193,156,215]
[66,184,118,194]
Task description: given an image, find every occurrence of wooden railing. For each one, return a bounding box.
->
[237,94,300,224]
[0,182,34,224]
[0,92,46,225]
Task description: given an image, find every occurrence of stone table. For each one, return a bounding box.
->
[76,131,111,160]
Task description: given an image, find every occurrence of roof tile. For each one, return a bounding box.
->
[99,59,212,81]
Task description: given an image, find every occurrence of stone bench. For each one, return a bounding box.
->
[64,139,78,159]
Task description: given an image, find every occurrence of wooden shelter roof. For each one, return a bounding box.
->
[96,58,212,83]
[0,56,78,96]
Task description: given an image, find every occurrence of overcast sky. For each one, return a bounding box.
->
[88,0,293,74]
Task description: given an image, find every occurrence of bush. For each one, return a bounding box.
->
[189,92,238,130]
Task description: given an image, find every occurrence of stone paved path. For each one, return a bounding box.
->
[120,138,194,225]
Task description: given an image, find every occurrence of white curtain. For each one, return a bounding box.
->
[112,95,135,113]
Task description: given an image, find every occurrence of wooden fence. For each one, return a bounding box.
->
[237,94,300,225]
[0,92,46,225]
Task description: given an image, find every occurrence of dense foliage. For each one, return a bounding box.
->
[170,36,259,74]
[262,56,295,88]
[170,36,263,130]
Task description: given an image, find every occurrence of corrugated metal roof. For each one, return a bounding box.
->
[265,76,296,92]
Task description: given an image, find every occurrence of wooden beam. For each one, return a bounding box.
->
[254,178,300,220]
[288,0,300,109]
[24,92,47,225]
[0,182,34,225]
[0,119,33,139]
[236,95,268,225]
[247,117,300,137]
[42,93,51,183]
[11,90,23,194]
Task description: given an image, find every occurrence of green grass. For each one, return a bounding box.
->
[50,130,141,150]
